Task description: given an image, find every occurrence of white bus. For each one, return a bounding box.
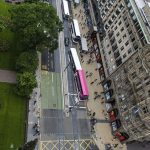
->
[62,0,70,20]
[68,48,82,71]
[71,19,81,43]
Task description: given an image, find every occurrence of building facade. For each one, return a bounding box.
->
[90,0,150,142]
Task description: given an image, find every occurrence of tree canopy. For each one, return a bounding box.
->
[9,2,63,51]
[19,138,38,150]
[16,51,38,73]
[15,72,37,97]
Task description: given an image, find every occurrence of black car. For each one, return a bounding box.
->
[65,37,69,46]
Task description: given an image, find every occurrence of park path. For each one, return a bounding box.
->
[0,69,16,83]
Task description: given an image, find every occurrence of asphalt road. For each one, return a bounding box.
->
[127,142,150,150]
[40,0,93,149]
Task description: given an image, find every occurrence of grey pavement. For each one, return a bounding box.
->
[27,52,41,150]
[127,142,150,150]
[0,69,16,83]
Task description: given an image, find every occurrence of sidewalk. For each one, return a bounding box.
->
[27,52,41,149]
[72,1,127,150]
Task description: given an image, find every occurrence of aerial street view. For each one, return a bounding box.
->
[0,0,150,150]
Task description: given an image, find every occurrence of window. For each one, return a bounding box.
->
[131,37,135,42]
[125,41,129,46]
[126,23,129,28]
[118,39,122,44]
[144,77,149,81]
[129,30,132,35]
[118,21,122,25]
[116,32,120,37]
[146,80,150,86]
[121,46,124,51]
[135,82,141,87]
[135,57,140,63]
[128,48,132,54]
[129,62,133,69]
[107,44,110,48]
[148,90,150,96]
[134,45,138,50]
[139,66,144,73]
[124,16,127,21]
[123,34,126,39]
[123,53,127,58]
[131,72,136,79]
[108,51,111,54]
[121,27,124,32]
[142,106,148,114]
[114,26,117,30]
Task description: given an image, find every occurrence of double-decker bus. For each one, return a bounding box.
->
[69,48,89,100]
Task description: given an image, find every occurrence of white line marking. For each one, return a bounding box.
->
[52,86,54,96]
[52,73,53,83]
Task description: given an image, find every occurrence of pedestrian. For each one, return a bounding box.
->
[97,82,101,85]
[89,72,93,76]
[94,79,97,82]
[90,81,94,85]
[92,112,96,117]
[94,91,98,95]
[34,100,37,105]
[86,71,88,74]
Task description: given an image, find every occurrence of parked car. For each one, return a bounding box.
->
[103,80,111,91]
[105,89,113,101]
[65,37,69,46]
[111,119,121,132]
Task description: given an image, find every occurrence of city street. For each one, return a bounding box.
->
[39,0,95,149]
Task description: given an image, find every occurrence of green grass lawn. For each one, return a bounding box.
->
[0,83,27,150]
[0,0,21,70]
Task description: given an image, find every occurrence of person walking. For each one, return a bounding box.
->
[97,82,101,85]
[90,81,94,85]
[94,79,97,82]
[89,72,93,77]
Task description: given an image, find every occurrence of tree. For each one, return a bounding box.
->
[0,39,9,52]
[16,51,38,73]
[15,72,37,97]
[0,17,5,32]
[19,138,38,150]
[9,2,63,52]
[24,0,40,3]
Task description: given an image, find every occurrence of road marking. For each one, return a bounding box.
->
[52,86,54,96]
[52,73,53,83]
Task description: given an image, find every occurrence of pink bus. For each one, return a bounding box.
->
[75,70,89,100]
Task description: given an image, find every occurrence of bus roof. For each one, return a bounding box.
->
[81,38,88,51]
[77,70,89,96]
[62,0,70,16]
[74,0,80,4]
[70,48,82,70]
[73,19,81,37]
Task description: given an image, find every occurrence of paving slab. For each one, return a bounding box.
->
[0,69,16,83]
